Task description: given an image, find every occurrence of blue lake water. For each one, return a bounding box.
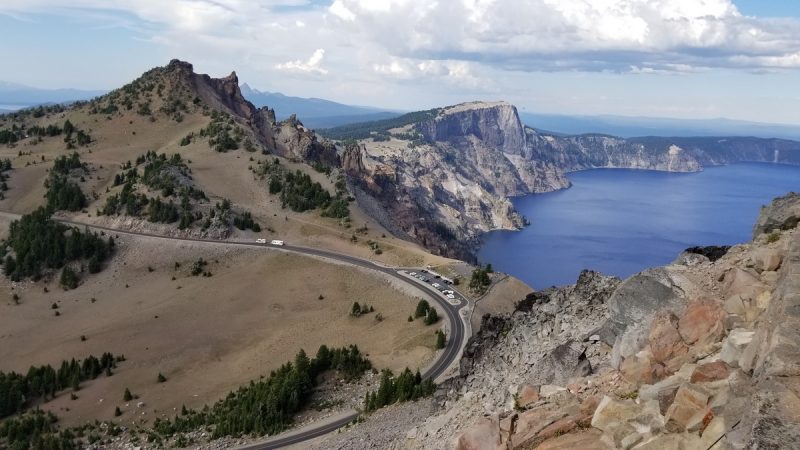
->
[477,163,800,289]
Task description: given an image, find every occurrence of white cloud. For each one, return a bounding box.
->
[327,0,800,72]
[276,48,329,75]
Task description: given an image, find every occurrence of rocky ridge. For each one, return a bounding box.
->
[311,192,800,449]
[341,102,800,260]
[134,60,339,166]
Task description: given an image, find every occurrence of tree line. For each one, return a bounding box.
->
[0,119,92,148]
[151,345,371,439]
[3,207,114,282]
[0,410,78,450]
[0,352,120,419]
[317,108,441,141]
[362,367,436,413]
[45,153,87,212]
[259,159,350,219]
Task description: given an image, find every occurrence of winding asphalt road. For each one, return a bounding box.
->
[0,212,469,449]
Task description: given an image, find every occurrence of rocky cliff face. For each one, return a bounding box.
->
[342,101,800,259]
[392,193,800,450]
[162,60,338,166]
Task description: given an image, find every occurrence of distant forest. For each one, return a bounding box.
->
[317,108,440,141]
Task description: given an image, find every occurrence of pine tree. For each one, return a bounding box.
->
[123,388,133,402]
[424,307,439,325]
[414,300,430,318]
[435,330,446,349]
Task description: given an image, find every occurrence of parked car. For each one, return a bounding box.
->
[256,238,267,244]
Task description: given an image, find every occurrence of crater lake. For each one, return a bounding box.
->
[477,163,800,289]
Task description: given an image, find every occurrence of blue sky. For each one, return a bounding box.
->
[1,0,799,125]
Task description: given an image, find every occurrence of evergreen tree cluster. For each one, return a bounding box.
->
[200,111,244,152]
[363,368,436,413]
[232,211,260,232]
[0,410,78,450]
[51,152,84,175]
[151,345,371,439]
[3,207,114,281]
[469,264,493,294]
[44,153,87,212]
[411,300,439,325]
[101,152,202,229]
[0,352,120,419]
[318,108,441,141]
[0,119,91,149]
[349,302,375,317]
[0,158,12,199]
[258,159,349,218]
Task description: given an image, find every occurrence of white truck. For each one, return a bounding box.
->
[270,240,285,246]
[256,238,267,244]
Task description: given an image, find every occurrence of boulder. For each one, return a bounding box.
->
[690,361,731,383]
[720,329,755,368]
[649,311,689,367]
[677,299,726,347]
[750,248,783,273]
[510,406,568,449]
[723,295,746,316]
[664,383,710,432]
[610,324,650,369]
[454,416,503,450]
[722,267,768,301]
[539,385,567,398]
[533,429,610,450]
[532,341,592,386]
[620,352,655,385]
[516,384,540,409]
[590,396,640,432]
[600,268,687,347]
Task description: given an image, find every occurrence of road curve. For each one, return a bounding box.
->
[0,212,469,449]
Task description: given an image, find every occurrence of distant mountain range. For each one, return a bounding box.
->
[0,81,105,110]
[519,112,800,141]
[3,79,799,140]
[239,83,400,129]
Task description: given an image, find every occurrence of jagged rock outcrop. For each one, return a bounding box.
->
[162,59,338,167]
[752,191,800,238]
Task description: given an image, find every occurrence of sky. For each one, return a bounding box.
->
[1,0,800,125]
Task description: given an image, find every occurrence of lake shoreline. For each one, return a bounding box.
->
[477,162,800,289]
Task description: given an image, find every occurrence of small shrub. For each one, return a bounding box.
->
[767,231,781,244]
